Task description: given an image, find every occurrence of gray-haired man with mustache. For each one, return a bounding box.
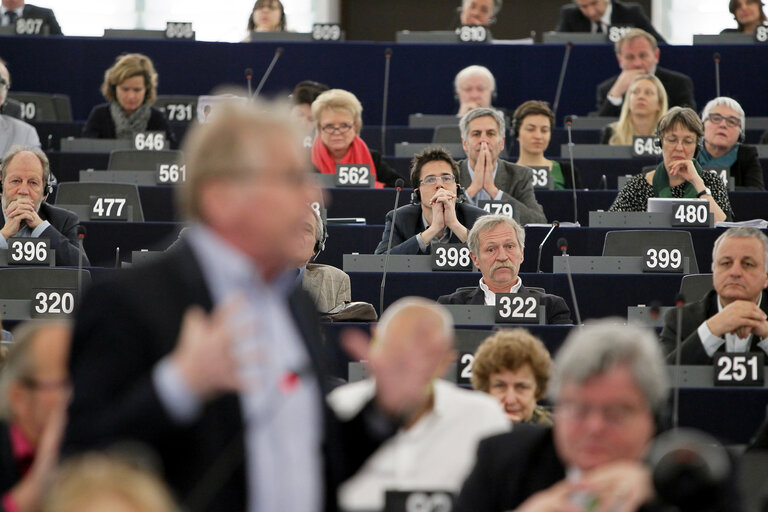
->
[437,214,572,324]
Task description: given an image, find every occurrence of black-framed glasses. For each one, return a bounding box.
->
[320,123,353,134]
[662,136,697,148]
[706,113,741,128]
[420,174,456,186]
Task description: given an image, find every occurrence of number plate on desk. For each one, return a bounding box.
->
[134,131,166,151]
[530,167,553,189]
[714,353,764,387]
[632,136,661,157]
[756,25,767,42]
[312,23,342,41]
[31,288,77,318]
[495,293,541,324]
[431,244,472,271]
[456,352,474,385]
[642,245,684,273]
[385,490,454,512]
[334,164,371,187]
[8,238,49,265]
[89,196,128,221]
[162,103,194,122]
[165,22,194,39]
[478,201,514,218]
[671,201,709,227]
[156,163,186,184]
[15,18,43,35]
[456,25,488,42]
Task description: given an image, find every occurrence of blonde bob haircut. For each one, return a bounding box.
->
[608,74,668,146]
[100,53,159,106]
[311,88,364,132]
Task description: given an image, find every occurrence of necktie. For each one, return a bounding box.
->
[5,11,17,25]
[596,22,604,34]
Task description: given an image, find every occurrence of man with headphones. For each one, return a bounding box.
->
[0,145,89,266]
[374,146,487,255]
[0,59,40,154]
[295,205,350,313]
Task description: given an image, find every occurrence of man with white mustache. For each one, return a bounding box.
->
[438,214,572,325]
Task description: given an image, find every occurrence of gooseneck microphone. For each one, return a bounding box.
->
[552,42,572,118]
[380,178,405,315]
[244,68,253,98]
[380,48,392,156]
[252,47,283,99]
[76,225,87,299]
[564,116,579,224]
[558,237,581,325]
[673,293,685,430]
[536,221,559,273]
[713,53,721,99]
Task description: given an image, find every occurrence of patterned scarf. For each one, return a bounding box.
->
[109,101,152,140]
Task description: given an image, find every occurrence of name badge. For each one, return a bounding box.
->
[15,18,44,35]
[156,163,186,184]
[495,292,542,324]
[642,245,684,273]
[478,200,514,218]
[756,25,767,43]
[384,490,455,512]
[608,25,633,42]
[162,103,194,122]
[334,164,372,187]
[8,238,50,265]
[671,201,708,227]
[714,353,764,387]
[431,243,472,271]
[456,352,474,385]
[31,288,77,318]
[632,136,662,157]
[165,21,194,39]
[312,23,342,41]
[89,196,128,221]
[530,166,553,189]
[456,25,488,43]
[134,131,167,151]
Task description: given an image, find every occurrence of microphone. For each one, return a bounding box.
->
[713,53,721,99]
[46,134,54,151]
[244,67,253,98]
[600,174,607,190]
[380,48,392,156]
[558,237,581,325]
[672,292,685,430]
[380,178,405,315]
[536,221,559,273]
[114,246,120,268]
[252,47,283,99]
[564,116,579,224]
[76,224,87,300]
[552,42,572,118]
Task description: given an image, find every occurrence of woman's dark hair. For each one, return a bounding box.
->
[728,0,767,30]
[247,0,286,32]
[292,80,329,106]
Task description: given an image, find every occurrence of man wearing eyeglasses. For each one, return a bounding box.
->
[0,321,70,512]
[0,59,39,155]
[375,146,487,254]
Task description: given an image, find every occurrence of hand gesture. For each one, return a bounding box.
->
[707,299,768,339]
[609,69,645,99]
[666,159,703,188]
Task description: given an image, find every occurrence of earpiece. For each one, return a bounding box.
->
[411,188,421,205]
[311,208,328,259]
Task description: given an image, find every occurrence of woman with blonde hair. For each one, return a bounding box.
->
[602,74,668,146]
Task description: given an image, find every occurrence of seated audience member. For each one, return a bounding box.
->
[0,59,39,154]
[455,320,680,512]
[698,96,764,190]
[291,80,329,136]
[555,0,665,42]
[457,0,501,26]
[596,29,694,117]
[513,100,582,189]
[310,88,399,188]
[244,0,286,39]
[82,53,175,145]
[296,205,350,313]
[722,0,767,33]
[455,65,496,117]
[1,146,90,266]
[602,74,668,145]
[0,321,71,512]
[374,146,486,255]
[42,453,177,512]
[0,1,61,35]
[328,297,509,512]
[609,107,732,222]
[663,227,768,364]
[459,108,547,225]
[471,329,553,425]
[438,215,572,325]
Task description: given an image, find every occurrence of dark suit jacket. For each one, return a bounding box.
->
[19,4,62,35]
[730,144,765,191]
[556,160,583,190]
[458,159,547,225]
[0,421,20,512]
[64,241,389,512]
[36,202,89,267]
[374,202,487,255]
[555,0,664,43]
[662,289,768,364]
[82,103,176,147]
[596,66,695,117]
[437,285,573,325]
[0,99,22,119]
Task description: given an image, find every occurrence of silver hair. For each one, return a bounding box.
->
[711,227,768,272]
[309,205,324,244]
[1,145,52,187]
[549,318,669,414]
[459,107,506,141]
[701,96,746,134]
[462,0,504,15]
[376,297,454,347]
[467,214,525,255]
[454,65,497,95]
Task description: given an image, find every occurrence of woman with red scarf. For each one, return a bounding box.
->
[310,89,400,188]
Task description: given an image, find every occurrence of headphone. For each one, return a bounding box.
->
[411,183,466,205]
[0,156,54,196]
[311,207,328,260]
[654,130,702,159]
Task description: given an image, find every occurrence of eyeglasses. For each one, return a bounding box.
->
[663,136,697,148]
[19,376,71,391]
[556,400,643,426]
[320,123,353,134]
[706,113,741,128]
[420,174,456,186]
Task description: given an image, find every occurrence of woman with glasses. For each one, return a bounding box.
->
[310,89,400,188]
[609,107,732,222]
[698,97,764,190]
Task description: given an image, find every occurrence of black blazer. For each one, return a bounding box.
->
[437,285,573,324]
[64,241,389,512]
[82,103,176,146]
[662,289,768,364]
[730,144,765,191]
[555,0,665,43]
[596,67,695,117]
[0,421,20,512]
[37,201,90,267]
[555,160,583,189]
[374,202,487,255]
[19,4,62,35]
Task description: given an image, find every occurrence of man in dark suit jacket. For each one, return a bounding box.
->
[65,99,444,512]
[1,2,62,35]
[437,214,572,324]
[595,28,695,117]
[555,0,664,42]
[0,146,89,267]
[375,146,487,255]
[662,227,768,364]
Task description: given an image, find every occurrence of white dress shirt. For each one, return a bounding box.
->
[697,294,768,357]
[479,276,523,305]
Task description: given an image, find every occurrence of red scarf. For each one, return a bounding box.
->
[311,135,383,188]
